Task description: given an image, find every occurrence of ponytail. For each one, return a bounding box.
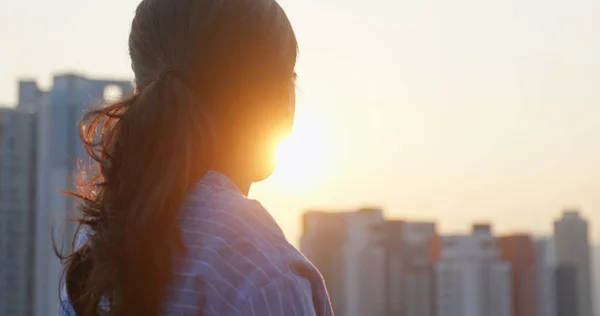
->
[62,71,215,315]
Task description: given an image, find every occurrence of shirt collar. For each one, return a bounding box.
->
[199,170,241,193]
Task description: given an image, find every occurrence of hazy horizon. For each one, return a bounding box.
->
[2,0,600,244]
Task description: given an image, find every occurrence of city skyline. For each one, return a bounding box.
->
[301,208,597,316]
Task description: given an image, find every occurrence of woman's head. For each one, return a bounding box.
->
[130,0,298,183]
[61,0,297,315]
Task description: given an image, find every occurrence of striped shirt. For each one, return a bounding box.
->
[58,171,334,315]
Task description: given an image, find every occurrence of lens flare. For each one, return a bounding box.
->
[271,116,330,189]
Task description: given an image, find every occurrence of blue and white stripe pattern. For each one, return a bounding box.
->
[59,171,334,315]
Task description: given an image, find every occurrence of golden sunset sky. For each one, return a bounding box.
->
[1,0,600,244]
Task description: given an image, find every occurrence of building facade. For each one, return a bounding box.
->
[300,211,347,315]
[435,224,513,316]
[534,238,556,316]
[555,265,578,316]
[499,234,537,316]
[553,210,594,316]
[32,74,131,316]
[593,245,600,316]
[380,220,437,316]
[301,208,386,316]
[0,108,37,316]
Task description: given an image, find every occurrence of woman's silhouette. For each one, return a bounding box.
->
[57,0,333,315]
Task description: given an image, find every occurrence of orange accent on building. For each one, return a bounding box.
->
[499,235,537,316]
[428,235,442,263]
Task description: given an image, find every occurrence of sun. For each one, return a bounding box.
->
[270,115,331,189]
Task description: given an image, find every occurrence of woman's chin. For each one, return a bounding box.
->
[251,163,276,183]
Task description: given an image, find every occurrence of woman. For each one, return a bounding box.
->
[58,0,333,315]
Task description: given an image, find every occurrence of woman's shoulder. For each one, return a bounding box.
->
[179,184,286,247]
[166,235,324,314]
[176,182,318,288]
[169,194,323,313]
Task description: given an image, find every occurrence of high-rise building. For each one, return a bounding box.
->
[499,234,537,316]
[301,208,386,316]
[534,238,556,316]
[0,107,37,316]
[378,220,436,316]
[17,80,42,112]
[555,265,578,316]
[300,211,347,315]
[435,224,513,316]
[554,210,594,316]
[32,74,131,316]
[593,245,600,316]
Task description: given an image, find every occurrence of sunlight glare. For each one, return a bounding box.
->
[271,116,331,189]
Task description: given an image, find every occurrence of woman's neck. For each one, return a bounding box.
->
[212,165,252,196]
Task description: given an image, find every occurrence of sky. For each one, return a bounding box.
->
[1,0,600,244]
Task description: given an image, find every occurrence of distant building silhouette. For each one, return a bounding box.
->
[499,234,537,316]
[26,74,132,316]
[17,80,42,112]
[593,246,600,316]
[534,238,556,316]
[300,211,347,315]
[555,265,578,316]
[0,107,37,316]
[435,224,513,316]
[554,210,594,316]
[378,220,437,316]
[301,208,386,316]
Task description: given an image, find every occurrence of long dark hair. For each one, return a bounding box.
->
[59,0,297,314]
